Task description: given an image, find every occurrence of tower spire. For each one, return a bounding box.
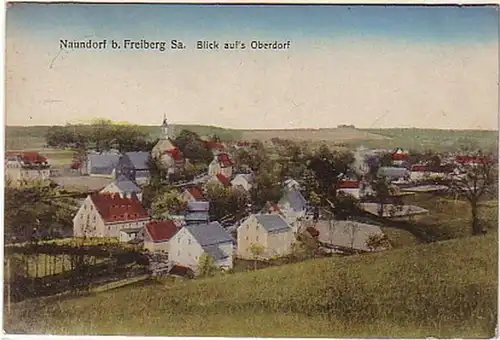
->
[162,114,169,139]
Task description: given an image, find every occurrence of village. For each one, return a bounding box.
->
[4,116,496,285]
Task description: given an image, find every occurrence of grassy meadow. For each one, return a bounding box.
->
[6,125,499,153]
[4,232,497,338]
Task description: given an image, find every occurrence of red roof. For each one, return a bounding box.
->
[217,153,233,167]
[166,147,184,162]
[186,187,204,201]
[216,173,231,187]
[90,193,149,223]
[236,141,250,147]
[338,180,360,189]
[456,155,493,165]
[392,153,409,161]
[206,141,225,150]
[145,220,180,242]
[6,151,48,164]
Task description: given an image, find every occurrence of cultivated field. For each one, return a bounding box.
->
[5,233,497,338]
[240,127,390,142]
[6,125,499,153]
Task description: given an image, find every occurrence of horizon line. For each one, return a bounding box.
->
[5,124,499,132]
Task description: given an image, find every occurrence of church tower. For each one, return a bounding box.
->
[162,114,169,139]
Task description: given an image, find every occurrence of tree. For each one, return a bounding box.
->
[4,181,77,243]
[205,184,250,221]
[174,129,212,164]
[369,176,396,218]
[332,192,361,220]
[197,253,217,277]
[250,171,283,210]
[306,145,355,205]
[248,243,265,270]
[447,155,496,235]
[151,189,186,220]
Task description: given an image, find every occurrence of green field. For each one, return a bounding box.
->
[5,125,498,153]
[5,233,497,337]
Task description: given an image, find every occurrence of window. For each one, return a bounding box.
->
[188,238,191,245]
[256,236,259,242]
[245,236,248,240]
[178,237,180,243]
[177,250,180,256]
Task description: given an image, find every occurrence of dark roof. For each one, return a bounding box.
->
[145,220,180,242]
[378,167,408,179]
[203,244,228,261]
[254,214,292,233]
[88,153,121,174]
[124,152,150,170]
[185,212,210,222]
[185,222,234,246]
[90,192,149,223]
[280,188,307,212]
[187,201,210,212]
[114,179,142,193]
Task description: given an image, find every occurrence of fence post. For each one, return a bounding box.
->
[7,258,11,314]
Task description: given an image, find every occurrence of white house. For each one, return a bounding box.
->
[208,153,233,178]
[231,173,253,191]
[168,222,235,273]
[236,214,295,260]
[278,187,309,231]
[73,192,150,239]
[140,220,180,253]
[100,176,143,202]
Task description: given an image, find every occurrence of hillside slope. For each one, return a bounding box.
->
[5,233,497,338]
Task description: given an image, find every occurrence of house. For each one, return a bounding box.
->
[231,173,253,191]
[140,220,180,253]
[260,201,285,216]
[391,148,409,166]
[236,214,295,260]
[206,173,231,188]
[409,164,449,183]
[312,219,390,253]
[360,202,429,219]
[5,151,51,185]
[234,141,250,149]
[180,186,205,203]
[185,201,210,225]
[377,167,409,182]
[151,116,185,174]
[205,140,226,155]
[119,227,144,243]
[100,176,143,202]
[73,192,150,239]
[278,187,308,229]
[283,178,301,191]
[337,180,362,199]
[208,152,233,178]
[84,151,121,177]
[168,222,235,273]
[116,151,151,184]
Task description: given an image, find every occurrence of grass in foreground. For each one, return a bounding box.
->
[5,233,497,338]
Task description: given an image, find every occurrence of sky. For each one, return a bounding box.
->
[5,4,499,130]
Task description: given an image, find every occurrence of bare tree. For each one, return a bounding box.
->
[448,155,496,235]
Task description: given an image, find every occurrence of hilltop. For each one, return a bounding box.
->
[5,125,498,153]
[5,232,497,338]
